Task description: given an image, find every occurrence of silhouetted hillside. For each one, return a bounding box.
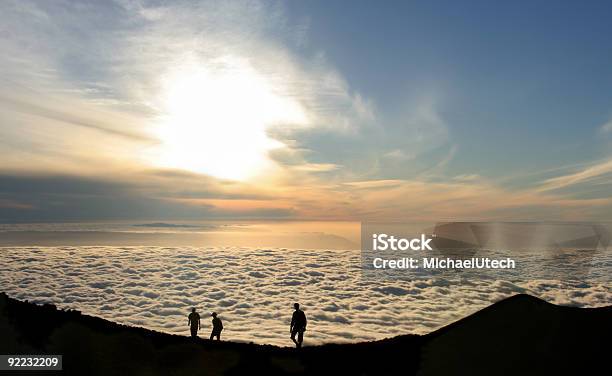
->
[419,294,611,375]
[1,292,610,375]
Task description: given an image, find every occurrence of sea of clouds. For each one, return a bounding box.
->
[0,246,610,346]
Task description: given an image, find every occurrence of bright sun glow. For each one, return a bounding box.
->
[153,57,307,181]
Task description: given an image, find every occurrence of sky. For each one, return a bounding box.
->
[0,0,611,222]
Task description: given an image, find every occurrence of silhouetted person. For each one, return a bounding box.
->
[290,303,307,348]
[210,312,223,341]
[188,308,200,338]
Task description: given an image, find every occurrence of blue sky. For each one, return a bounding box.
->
[285,0,612,177]
[0,0,611,222]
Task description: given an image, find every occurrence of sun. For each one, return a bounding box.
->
[152,57,307,181]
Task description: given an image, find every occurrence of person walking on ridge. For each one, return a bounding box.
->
[210,312,223,341]
[290,303,307,348]
[188,308,201,338]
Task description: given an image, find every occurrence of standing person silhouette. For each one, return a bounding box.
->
[210,312,223,341]
[188,308,201,338]
[290,303,307,348]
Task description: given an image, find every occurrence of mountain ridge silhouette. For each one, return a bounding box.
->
[2,292,610,375]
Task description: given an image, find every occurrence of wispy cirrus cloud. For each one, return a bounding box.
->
[0,0,375,178]
[1,1,611,222]
[535,158,612,193]
[600,119,612,134]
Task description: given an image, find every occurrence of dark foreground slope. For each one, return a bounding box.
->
[419,294,611,375]
[1,292,610,375]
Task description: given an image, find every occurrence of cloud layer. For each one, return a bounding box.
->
[1,246,609,346]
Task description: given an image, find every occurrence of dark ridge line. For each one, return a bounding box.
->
[424,293,612,339]
[3,291,609,350]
